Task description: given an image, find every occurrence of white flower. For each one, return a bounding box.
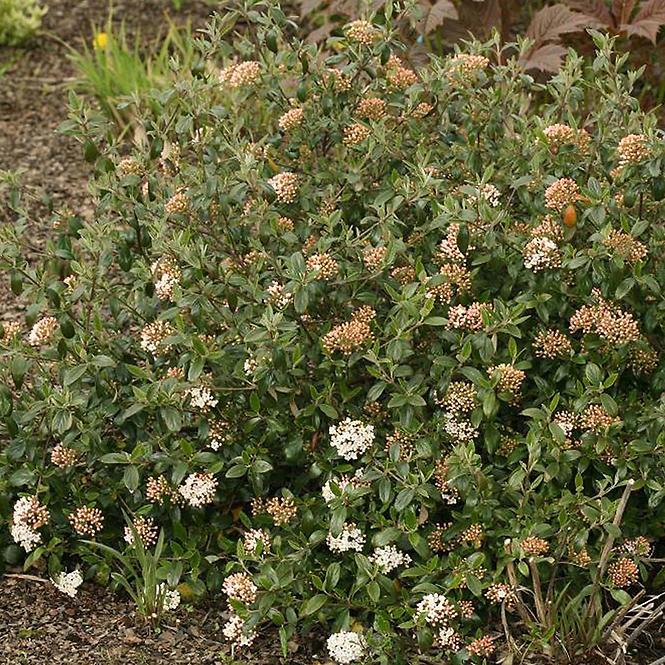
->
[479,183,500,206]
[157,583,181,611]
[10,522,41,552]
[178,472,218,507]
[223,612,257,647]
[466,183,500,207]
[329,418,375,460]
[266,280,293,308]
[327,522,366,553]
[28,316,58,346]
[187,386,218,411]
[327,630,366,664]
[52,570,83,598]
[243,528,271,555]
[523,237,560,272]
[416,593,457,626]
[322,470,364,503]
[244,355,258,375]
[369,545,411,573]
[13,497,35,523]
[11,496,48,552]
[442,413,478,444]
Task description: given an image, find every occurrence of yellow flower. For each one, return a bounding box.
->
[93,32,108,49]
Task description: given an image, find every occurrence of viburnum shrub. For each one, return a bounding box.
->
[1,2,665,662]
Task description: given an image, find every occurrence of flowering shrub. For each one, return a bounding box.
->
[0,0,46,46]
[1,2,665,662]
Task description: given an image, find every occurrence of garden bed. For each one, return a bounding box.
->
[1,574,663,664]
[0,575,319,664]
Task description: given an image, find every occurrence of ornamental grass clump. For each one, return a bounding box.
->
[1,3,665,662]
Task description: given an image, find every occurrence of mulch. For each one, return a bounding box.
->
[0,575,322,664]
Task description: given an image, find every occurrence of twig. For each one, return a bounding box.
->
[3,573,49,583]
[500,600,520,655]
[625,596,665,647]
[593,647,618,665]
[528,558,549,628]
[587,480,635,622]
[601,589,646,642]
[648,656,665,665]
[622,592,665,632]
[504,540,532,624]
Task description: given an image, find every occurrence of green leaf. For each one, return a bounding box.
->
[367,382,386,402]
[465,574,482,597]
[610,588,632,605]
[459,367,486,386]
[294,288,309,313]
[394,488,415,512]
[52,410,73,434]
[482,391,496,417]
[100,452,131,464]
[252,459,273,474]
[226,464,247,478]
[615,278,634,299]
[319,403,338,419]
[367,581,380,602]
[9,468,35,487]
[63,365,87,386]
[92,355,116,367]
[160,407,182,433]
[300,594,327,616]
[373,527,401,547]
[123,466,140,493]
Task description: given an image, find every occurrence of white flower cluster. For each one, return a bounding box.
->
[416,593,458,626]
[442,413,478,444]
[327,522,366,553]
[467,183,500,207]
[370,545,411,574]
[222,613,257,648]
[150,257,181,301]
[244,354,258,376]
[243,528,271,555]
[52,570,83,598]
[178,472,218,507]
[28,316,58,346]
[523,237,561,272]
[187,386,218,412]
[326,631,366,664]
[266,280,293,308]
[11,497,46,552]
[10,521,41,552]
[322,470,364,503]
[436,625,462,651]
[329,418,375,460]
[222,572,258,648]
[157,583,181,611]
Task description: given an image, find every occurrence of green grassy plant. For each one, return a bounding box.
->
[68,15,199,134]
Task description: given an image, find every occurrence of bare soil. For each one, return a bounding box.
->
[0,575,321,664]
